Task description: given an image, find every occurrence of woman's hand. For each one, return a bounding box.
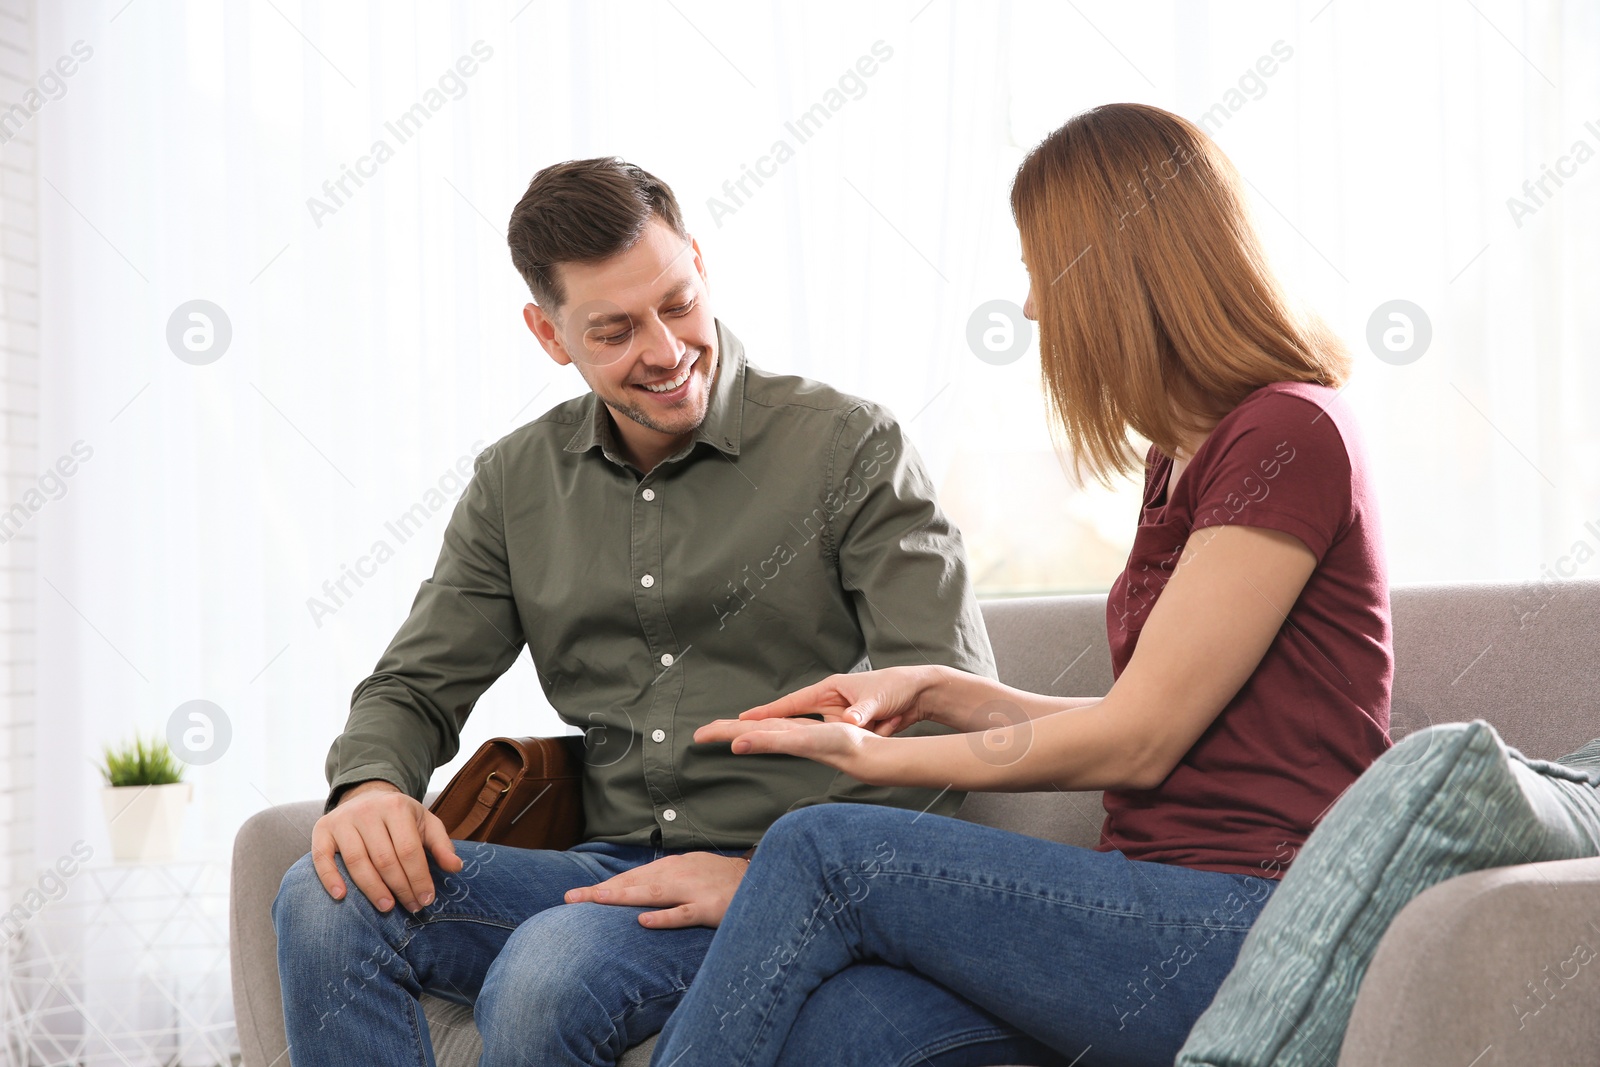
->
[737,665,938,736]
[693,716,881,776]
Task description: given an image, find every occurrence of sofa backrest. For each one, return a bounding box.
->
[959,580,1600,849]
[958,593,1114,849]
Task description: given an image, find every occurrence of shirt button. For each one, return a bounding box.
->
[659,653,674,667]
[651,729,666,743]
[641,488,656,501]
[663,808,677,822]
[641,574,655,588]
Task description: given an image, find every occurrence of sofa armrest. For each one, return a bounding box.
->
[231,792,445,1066]
[230,800,322,1067]
[1338,856,1600,1067]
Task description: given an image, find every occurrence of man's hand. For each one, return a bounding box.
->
[563,852,749,929]
[311,780,462,914]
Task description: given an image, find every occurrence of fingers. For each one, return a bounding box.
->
[330,824,397,913]
[421,812,463,873]
[566,880,701,927]
[564,853,742,929]
[316,793,450,914]
[310,822,347,901]
[640,904,699,929]
[730,729,806,756]
[695,717,812,743]
[579,882,673,908]
[746,688,889,730]
[702,717,837,746]
[741,679,844,720]
[563,867,645,905]
[842,696,882,726]
[694,718,759,743]
[376,808,437,912]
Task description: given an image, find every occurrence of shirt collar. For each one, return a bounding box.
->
[565,318,746,462]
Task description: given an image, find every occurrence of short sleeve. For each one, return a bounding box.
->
[1185,390,1352,562]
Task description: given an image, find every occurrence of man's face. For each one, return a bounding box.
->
[526,219,718,444]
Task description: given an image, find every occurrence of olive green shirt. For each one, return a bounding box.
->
[325,321,995,849]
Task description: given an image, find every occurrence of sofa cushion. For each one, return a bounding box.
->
[1176,720,1600,1067]
[1559,734,1600,771]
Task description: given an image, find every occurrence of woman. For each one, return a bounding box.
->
[651,103,1392,1067]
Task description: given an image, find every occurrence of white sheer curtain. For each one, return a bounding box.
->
[31,0,1600,865]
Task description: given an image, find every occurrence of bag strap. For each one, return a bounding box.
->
[428,736,582,842]
[451,769,514,840]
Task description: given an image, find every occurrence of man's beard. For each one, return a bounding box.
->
[612,347,717,436]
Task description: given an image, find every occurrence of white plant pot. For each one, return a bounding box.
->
[101,782,192,863]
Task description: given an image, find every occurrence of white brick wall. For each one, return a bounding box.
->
[0,0,35,905]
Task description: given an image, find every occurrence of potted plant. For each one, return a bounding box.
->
[97,733,192,862]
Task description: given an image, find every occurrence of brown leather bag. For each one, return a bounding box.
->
[428,735,585,851]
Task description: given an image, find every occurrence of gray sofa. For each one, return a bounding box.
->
[231,581,1600,1066]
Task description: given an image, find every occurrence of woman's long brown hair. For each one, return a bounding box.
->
[1010,103,1350,484]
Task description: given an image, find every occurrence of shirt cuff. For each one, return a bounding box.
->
[324,768,412,814]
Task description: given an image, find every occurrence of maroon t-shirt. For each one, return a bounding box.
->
[1099,381,1393,879]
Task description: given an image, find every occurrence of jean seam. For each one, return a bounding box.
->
[401,912,523,943]
[402,969,435,1067]
[854,866,1144,921]
[1145,918,1259,934]
[890,1025,1023,1067]
[598,981,694,1058]
[399,843,616,945]
[610,980,691,1024]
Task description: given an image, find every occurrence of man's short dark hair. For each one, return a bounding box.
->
[506,157,688,311]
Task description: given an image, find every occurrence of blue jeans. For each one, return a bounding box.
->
[651,804,1277,1067]
[273,838,741,1066]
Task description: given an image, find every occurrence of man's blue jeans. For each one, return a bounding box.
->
[273,838,740,1066]
[651,804,1278,1067]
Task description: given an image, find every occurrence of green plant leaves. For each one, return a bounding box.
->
[98,732,185,787]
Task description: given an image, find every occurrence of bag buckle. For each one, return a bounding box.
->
[486,771,512,796]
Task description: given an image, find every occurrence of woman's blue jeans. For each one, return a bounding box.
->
[651,804,1277,1067]
[273,838,742,1066]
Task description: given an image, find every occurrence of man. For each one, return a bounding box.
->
[273,157,994,1066]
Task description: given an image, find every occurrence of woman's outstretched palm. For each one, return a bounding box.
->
[691,716,868,768]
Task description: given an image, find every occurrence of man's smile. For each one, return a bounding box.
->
[634,350,701,400]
